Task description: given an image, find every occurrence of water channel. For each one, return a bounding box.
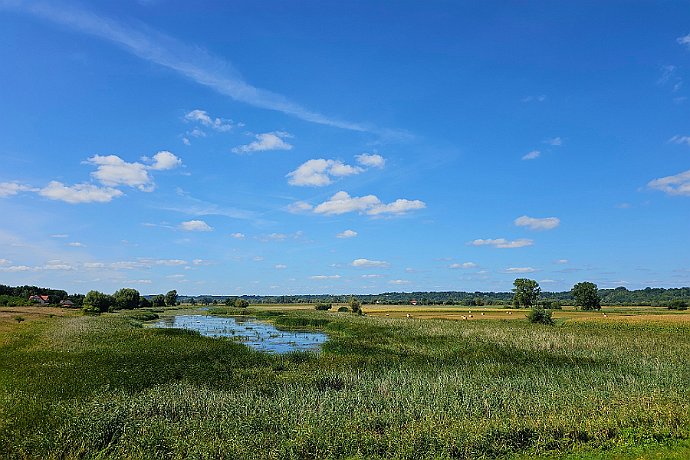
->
[151,315,328,354]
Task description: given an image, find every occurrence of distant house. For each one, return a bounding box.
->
[29,295,50,305]
[410,299,418,306]
[59,300,74,307]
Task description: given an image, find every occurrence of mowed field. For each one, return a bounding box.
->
[0,303,689,459]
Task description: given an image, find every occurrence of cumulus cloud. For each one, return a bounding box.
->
[39,181,123,203]
[232,131,293,153]
[145,151,182,170]
[0,182,35,197]
[286,159,362,186]
[355,153,385,168]
[185,109,234,131]
[678,34,690,48]
[229,232,245,239]
[449,262,478,269]
[336,229,358,239]
[352,258,389,268]
[86,155,153,191]
[514,215,561,231]
[468,238,534,249]
[310,191,425,216]
[180,220,213,231]
[522,150,541,160]
[648,169,690,196]
[504,267,537,273]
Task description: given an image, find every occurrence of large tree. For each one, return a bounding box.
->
[165,290,178,307]
[512,279,541,308]
[113,288,140,310]
[83,290,114,313]
[571,282,601,310]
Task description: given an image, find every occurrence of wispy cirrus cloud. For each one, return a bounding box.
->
[5,1,384,133]
[669,135,690,146]
[521,150,541,161]
[648,169,690,196]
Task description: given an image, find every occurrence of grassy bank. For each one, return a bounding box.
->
[0,307,689,458]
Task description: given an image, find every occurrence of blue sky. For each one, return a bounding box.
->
[1,0,689,296]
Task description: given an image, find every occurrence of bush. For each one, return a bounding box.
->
[668,299,688,311]
[337,306,350,312]
[314,303,332,311]
[234,299,250,308]
[527,307,554,325]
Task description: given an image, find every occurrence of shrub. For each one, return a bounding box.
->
[234,299,250,308]
[668,299,688,311]
[314,303,332,311]
[337,306,349,312]
[527,307,554,325]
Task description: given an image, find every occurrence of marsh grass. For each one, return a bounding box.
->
[0,309,688,458]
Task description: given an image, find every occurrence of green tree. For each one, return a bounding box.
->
[349,297,362,315]
[113,288,140,310]
[234,299,250,308]
[527,307,554,325]
[512,279,541,308]
[152,294,166,308]
[572,282,601,310]
[83,290,114,314]
[138,297,152,309]
[165,290,178,307]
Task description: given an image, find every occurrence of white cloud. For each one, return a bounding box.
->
[67,242,85,247]
[86,155,153,191]
[368,199,426,216]
[287,201,313,214]
[514,215,561,231]
[232,131,293,154]
[336,229,358,239]
[229,232,245,239]
[145,151,182,170]
[355,153,385,168]
[310,274,341,280]
[180,220,213,232]
[389,279,410,285]
[361,274,383,279]
[311,191,425,216]
[522,95,546,103]
[286,159,362,187]
[313,191,380,215]
[677,34,690,47]
[449,262,478,269]
[669,135,690,146]
[469,238,534,249]
[544,137,562,146]
[555,259,569,264]
[182,137,191,146]
[352,258,389,268]
[0,182,34,197]
[0,259,10,265]
[648,169,690,196]
[39,181,123,204]
[504,267,537,273]
[522,150,541,161]
[275,264,287,269]
[185,109,234,131]
[51,234,69,238]
[0,265,33,272]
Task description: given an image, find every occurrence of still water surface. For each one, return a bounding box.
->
[152,315,328,354]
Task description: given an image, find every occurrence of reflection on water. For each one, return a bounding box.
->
[152,315,328,354]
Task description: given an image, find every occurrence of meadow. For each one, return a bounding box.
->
[0,304,689,459]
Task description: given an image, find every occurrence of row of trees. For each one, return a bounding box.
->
[512,279,601,310]
[83,289,178,313]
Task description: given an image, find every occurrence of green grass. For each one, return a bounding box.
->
[0,309,688,458]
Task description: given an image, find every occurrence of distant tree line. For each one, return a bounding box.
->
[0,284,83,307]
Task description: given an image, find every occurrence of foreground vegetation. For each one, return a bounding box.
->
[0,305,689,458]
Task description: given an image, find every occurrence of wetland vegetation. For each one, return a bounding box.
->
[1,303,689,458]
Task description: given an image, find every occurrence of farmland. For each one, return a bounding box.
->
[1,304,689,459]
